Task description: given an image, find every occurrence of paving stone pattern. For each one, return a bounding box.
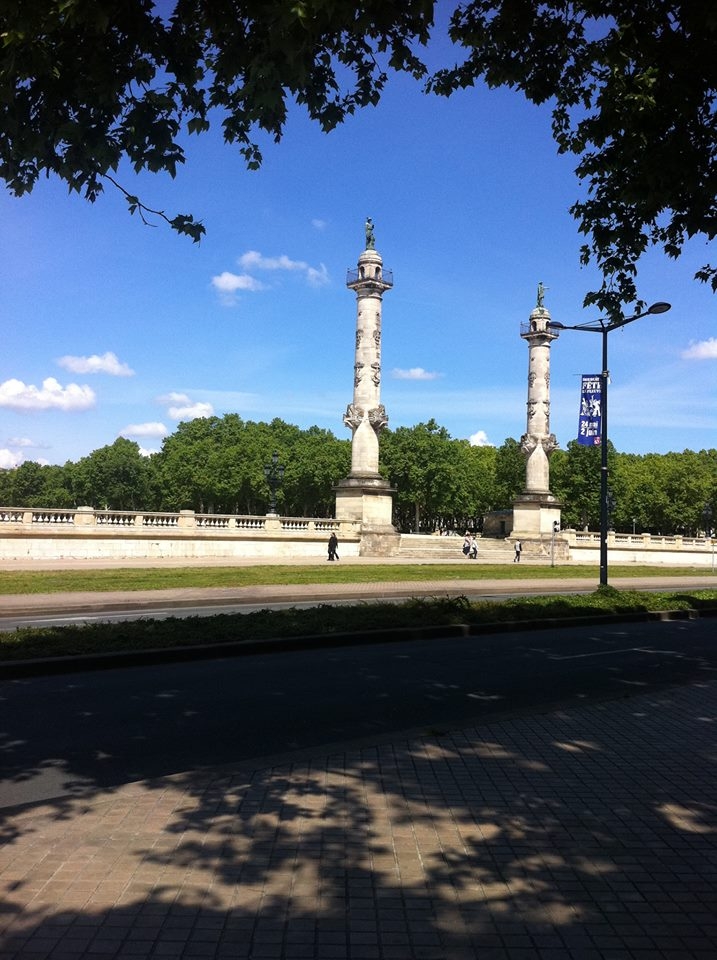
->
[2,681,717,959]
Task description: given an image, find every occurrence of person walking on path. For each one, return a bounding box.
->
[513,539,522,563]
[469,536,478,560]
[462,533,471,558]
[327,532,339,561]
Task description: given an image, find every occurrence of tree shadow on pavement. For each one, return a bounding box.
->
[2,681,717,958]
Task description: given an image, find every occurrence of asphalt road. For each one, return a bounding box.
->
[0,598,372,631]
[1,617,715,810]
[3,574,715,631]
[0,591,594,631]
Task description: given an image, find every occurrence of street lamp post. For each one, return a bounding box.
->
[263,451,285,515]
[606,490,616,531]
[703,504,715,575]
[549,301,671,587]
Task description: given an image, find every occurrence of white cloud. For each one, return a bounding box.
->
[169,400,214,420]
[391,367,442,381]
[306,263,329,287]
[0,436,49,469]
[157,391,214,421]
[469,430,493,447]
[238,250,307,272]
[7,436,36,448]
[211,271,266,306]
[211,272,265,293]
[312,218,327,230]
[138,446,160,458]
[212,249,331,306]
[0,448,25,469]
[682,338,717,360]
[119,421,168,439]
[56,351,134,376]
[0,377,95,412]
[218,250,329,298]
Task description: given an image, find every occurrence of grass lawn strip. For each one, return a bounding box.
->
[0,588,715,664]
[0,563,713,595]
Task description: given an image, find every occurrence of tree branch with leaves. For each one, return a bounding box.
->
[2,0,713,315]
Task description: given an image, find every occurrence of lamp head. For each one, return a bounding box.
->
[647,301,671,315]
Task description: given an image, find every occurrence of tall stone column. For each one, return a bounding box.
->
[512,284,562,537]
[335,219,398,554]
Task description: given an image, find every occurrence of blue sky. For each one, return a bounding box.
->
[1,50,715,470]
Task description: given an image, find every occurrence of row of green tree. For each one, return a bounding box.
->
[1,415,715,536]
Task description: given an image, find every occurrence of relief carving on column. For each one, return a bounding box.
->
[520,433,537,456]
[526,400,537,419]
[373,326,381,347]
[355,330,363,348]
[368,404,388,433]
[343,403,364,430]
[371,361,381,385]
[541,434,559,455]
[354,361,364,386]
[528,371,537,388]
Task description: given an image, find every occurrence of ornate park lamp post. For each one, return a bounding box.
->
[263,451,285,516]
[548,301,671,587]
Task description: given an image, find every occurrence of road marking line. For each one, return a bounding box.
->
[552,646,673,661]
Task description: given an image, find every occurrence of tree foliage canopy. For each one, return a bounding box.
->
[0,0,430,240]
[1,415,714,536]
[430,0,717,315]
[1,0,714,308]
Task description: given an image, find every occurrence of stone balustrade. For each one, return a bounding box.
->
[1,506,714,566]
[567,529,708,549]
[563,528,716,568]
[0,506,359,561]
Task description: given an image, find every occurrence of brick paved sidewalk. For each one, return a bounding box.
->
[2,681,717,959]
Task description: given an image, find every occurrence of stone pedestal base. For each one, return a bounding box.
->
[335,475,399,556]
[357,527,401,557]
[511,493,562,537]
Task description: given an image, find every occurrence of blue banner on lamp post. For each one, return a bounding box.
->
[578,374,602,446]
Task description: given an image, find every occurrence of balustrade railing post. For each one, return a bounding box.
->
[75,506,94,526]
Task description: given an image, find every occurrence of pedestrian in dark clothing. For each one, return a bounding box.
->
[513,540,522,562]
[328,532,339,561]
